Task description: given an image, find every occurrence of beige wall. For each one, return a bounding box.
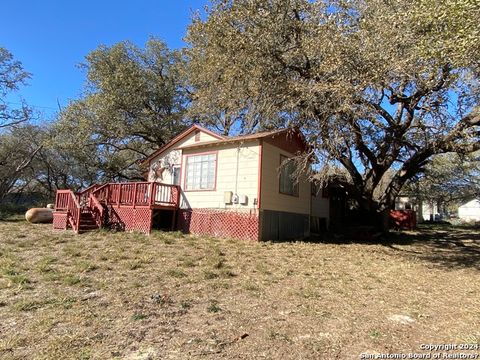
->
[148,131,220,183]
[180,141,260,210]
[179,131,219,147]
[148,131,323,217]
[260,142,310,215]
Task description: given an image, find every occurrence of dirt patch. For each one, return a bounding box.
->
[0,220,479,359]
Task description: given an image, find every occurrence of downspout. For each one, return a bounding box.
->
[257,139,263,210]
[234,145,240,198]
[257,139,263,241]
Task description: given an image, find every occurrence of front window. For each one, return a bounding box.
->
[185,153,217,190]
[279,155,299,196]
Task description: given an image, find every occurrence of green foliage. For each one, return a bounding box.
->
[54,38,189,181]
[186,0,480,220]
[0,124,44,200]
[0,47,32,130]
[413,0,480,69]
[406,152,480,208]
[207,300,221,313]
[0,48,39,201]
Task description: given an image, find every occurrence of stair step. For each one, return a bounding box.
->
[80,223,97,228]
[80,219,97,224]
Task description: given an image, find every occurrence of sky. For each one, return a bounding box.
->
[1,0,208,119]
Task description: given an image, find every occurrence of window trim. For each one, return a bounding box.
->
[278,154,299,197]
[183,151,218,192]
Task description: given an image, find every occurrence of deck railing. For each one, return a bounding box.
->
[78,183,99,207]
[91,182,180,208]
[88,193,104,228]
[54,182,180,233]
[54,189,81,233]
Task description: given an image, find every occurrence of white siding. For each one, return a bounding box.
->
[179,131,219,147]
[260,142,310,215]
[180,141,260,210]
[421,201,438,221]
[458,199,480,222]
[148,131,220,183]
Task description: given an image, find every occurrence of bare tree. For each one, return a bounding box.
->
[0,47,31,129]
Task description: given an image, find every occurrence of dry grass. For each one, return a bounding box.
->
[0,218,479,359]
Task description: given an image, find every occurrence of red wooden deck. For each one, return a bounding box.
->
[53,182,180,233]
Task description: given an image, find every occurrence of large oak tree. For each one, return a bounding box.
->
[55,38,189,181]
[186,0,480,228]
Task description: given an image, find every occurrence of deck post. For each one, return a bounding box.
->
[133,183,138,209]
[175,185,180,207]
[117,184,121,208]
[149,182,155,206]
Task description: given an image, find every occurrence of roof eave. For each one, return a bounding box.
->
[140,124,224,165]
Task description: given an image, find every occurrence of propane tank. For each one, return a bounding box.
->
[25,208,54,223]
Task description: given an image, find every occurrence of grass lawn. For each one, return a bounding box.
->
[0,218,479,359]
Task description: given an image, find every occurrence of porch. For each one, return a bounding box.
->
[53,182,180,234]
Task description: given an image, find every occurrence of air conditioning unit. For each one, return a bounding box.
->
[224,191,233,204]
[239,195,248,205]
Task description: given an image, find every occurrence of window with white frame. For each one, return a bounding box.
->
[279,155,299,196]
[172,166,181,185]
[185,153,217,190]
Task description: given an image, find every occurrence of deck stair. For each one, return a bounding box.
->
[53,182,180,234]
[78,212,99,233]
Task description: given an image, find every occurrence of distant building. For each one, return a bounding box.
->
[458,199,480,222]
[395,196,439,222]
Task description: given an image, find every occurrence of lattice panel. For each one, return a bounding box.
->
[390,210,417,230]
[107,207,153,234]
[133,208,153,234]
[53,212,68,230]
[178,209,259,241]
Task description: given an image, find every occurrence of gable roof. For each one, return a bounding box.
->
[177,128,308,154]
[141,124,225,165]
[177,128,285,149]
[142,125,309,165]
[459,199,480,208]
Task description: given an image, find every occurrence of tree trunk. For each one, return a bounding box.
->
[377,208,391,233]
[351,189,394,234]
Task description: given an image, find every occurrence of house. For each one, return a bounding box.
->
[395,196,438,222]
[458,199,480,222]
[52,125,330,241]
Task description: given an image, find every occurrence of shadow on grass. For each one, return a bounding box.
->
[384,225,480,270]
[0,216,25,223]
[303,224,480,270]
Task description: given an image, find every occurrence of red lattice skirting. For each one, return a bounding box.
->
[53,212,68,230]
[107,206,153,234]
[178,209,259,241]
